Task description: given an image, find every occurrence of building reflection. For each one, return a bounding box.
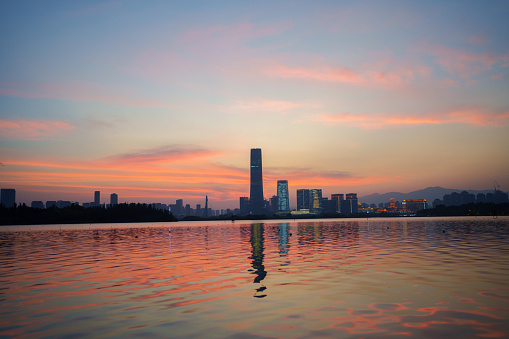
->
[278,223,290,258]
[250,223,267,298]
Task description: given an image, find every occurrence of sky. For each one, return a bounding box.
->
[1,0,508,209]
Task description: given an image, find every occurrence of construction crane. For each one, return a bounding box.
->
[494,180,501,192]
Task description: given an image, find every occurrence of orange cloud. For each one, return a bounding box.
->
[0,119,75,140]
[315,108,509,128]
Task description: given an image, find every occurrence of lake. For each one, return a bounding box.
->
[1,217,508,338]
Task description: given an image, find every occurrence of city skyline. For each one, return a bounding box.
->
[1,1,508,209]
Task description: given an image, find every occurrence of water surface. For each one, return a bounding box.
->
[1,217,508,338]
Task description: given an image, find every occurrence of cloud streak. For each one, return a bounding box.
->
[262,61,430,88]
[0,119,75,140]
[104,145,220,165]
[411,42,509,79]
[315,109,509,129]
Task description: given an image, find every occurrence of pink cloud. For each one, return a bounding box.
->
[266,64,363,84]
[104,145,220,165]
[0,119,75,140]
[412,42,509,79]
[225,98,307,114]
[262,60,430,88]
[0,82,173,108]
[315,109,509,129]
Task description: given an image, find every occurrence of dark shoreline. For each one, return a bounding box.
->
[2,202,507,226]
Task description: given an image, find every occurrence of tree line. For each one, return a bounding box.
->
[0,203,178,225]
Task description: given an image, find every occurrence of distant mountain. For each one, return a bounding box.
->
[359,186,504,205]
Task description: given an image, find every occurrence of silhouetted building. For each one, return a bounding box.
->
[94,191,100,206]
[185,204,191,216]
[402,199,427,212]
[321,197,336,214]
[476,193,486,203]
[46,201,57,208]
[250,148,264,214]
[297,189,310,211]
[110,193,118,206]
[57,200,71,208]
[31,201,44,209]
[345,193,358,214]
[196,204,201,217]
[432,199,443,208]
[240,197,250,215]
[204,196,208,218]
[175,199,184,216]
[494,190,509,204]
[277,180,289,214]
[1,189,16,208]
[310,189,322,214]
[269,195,279,214]
[331,194,344,213]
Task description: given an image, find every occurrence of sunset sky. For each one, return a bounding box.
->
[1,1,508,209]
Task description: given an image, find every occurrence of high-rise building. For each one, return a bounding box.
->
[277,180,289,213]
[331,194,344,213]
[110,193,118,206]
[269,195,279,214]
[94,191,100,206]
[249,148,264,214]
[0,189,16,208]
[346,193,359,214]
[310,189,322,214]
[239,197,250,215]
[297,189,310,211]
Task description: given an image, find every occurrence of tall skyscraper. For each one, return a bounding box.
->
[249,148,264,214]
[94,191,100,206]
[1,189,16,208]
[110,193,118,206]
[297,189,310,211]
[309,189,322,214]
[277,180,289,213]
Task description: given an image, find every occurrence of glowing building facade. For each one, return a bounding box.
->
[309,189,322,214]
[277,180,289,213]
[402,199,427,212]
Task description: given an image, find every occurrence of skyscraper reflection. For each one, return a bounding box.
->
[250,223,267,298]
[278,223,290,258]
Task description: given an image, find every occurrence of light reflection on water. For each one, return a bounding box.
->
[1,217,509,338]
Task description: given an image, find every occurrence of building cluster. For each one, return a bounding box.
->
[432,190,509,207]
[238,148,361,216]
[359,198,428,214]
[2,149,508,218]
